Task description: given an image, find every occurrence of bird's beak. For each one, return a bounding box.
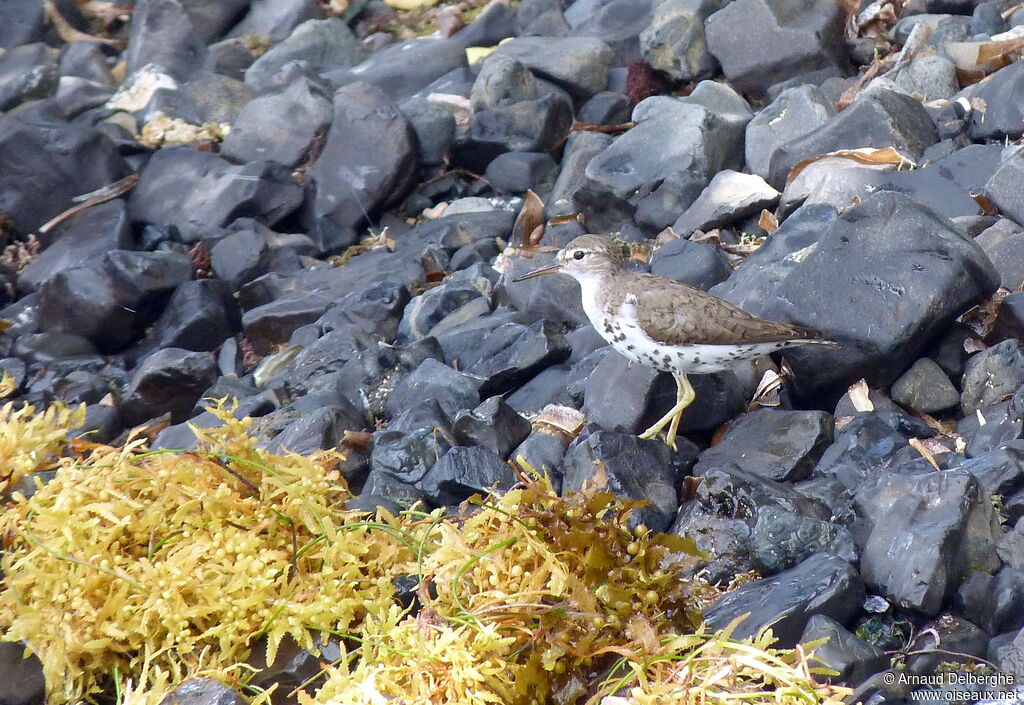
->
[513,262,562,281]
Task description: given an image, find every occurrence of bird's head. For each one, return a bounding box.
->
[513,234,625,283]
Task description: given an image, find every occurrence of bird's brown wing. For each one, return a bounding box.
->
[626,273,827,346]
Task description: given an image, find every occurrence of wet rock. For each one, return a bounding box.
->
[672,170,780,236]
[484,152,557,193]
[705,0,848,98]
[581,350,656,433]
[229,0,325,42]
[718,192,998,403]
[470,55,539,112]
[0,119,130,234]
[59,41,116,87]
[694,409,834,483]
[17,200,131,293]
[640,0,718,82]
[704,553,865,647]
[419,446,517,505]
[119,348,218,426]
[400,97,456,166]
[370,427,452,487]
[510,430,570,481]
[158,676,245,705]
[126,0,208,81]
[547,132,613,215]
[452,397,532,459]
[563,431,678,532]
[245,18,367,90]
[889,357,960,414]
[649,237,731,291]
[463,320,571,396]
[750,505,857,575]
[221,67,333,167]
[0,641,44,705]
[459,93,574,170]
[581,85,748,230]
[955,568,1024,636]
[267,402,366,455]
[129,148,304,241]
[965,60,1024,141]
[0,43,59,112]
[961,339,1024,416]
[646,369,747,434]
[324,39,467,101]
[813,413,911,489]
[307,82,416,231]
[577,91,630,126]
[492,36,614,98]
[767,89,937,188]
[145,279,242,352]
[452,1,518,47]
[860,469,1001,615]
[385,358,482,419]
[39,251,192,353]
[801,615,888,687]
[986,148,1024,229]
[397,275,492,343]
[905,614,989,675]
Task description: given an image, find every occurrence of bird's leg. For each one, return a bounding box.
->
[638,374,695,450]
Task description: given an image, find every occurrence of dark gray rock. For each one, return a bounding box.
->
[126,0,208,81]
[0,643,44,705]
[204,38,258,81]
[716,192,998,403]
[705,0,848,98]
[904,614,989,676]
[860,470,1001,615]
[704,553,864,647]
[581,349,657,433]
[801,615,888,687]
[516,0,571,35]
[961,340,1024,416]
[228,0,325,42]
[767,89,938,188]
[955,568,1024,636]
[452,1,518,47]
[459,93,573,170]
[370,427,452,487]
[745,87,835,179]
[267,402,366,455]
[158,676,245,705]
[0,43,59,112]
[419,446,517,505]
[1002,627,1024,678]
[243,18,367,89]
[813,413,911,489]
[649,237,731,292]
[119,348,218,426]
[463,320,571,396]
[38,251,192,353]
[547,132,613,219]
[491,36,614,98]
[307,82,416,230]
[144,70,255,125]
[400,96,456,166]
[181,0,249,42]
[510,431,569,482]
[324,39,468,101]
[397,276,492,343]
[17,200,131,293]
[59,41,116,87]
[966,60,1024,142]
[221,67,333,167]
[889,357,960,414]
[672,170,780,236]
[986,148,1024,229]
[385,358,482,419]
[577,91,630,126]
[694,409,834,483]
[565,0,653,64]
[750,505,857,575]
[470,55,539,112]
[129,148,303,240]
[484,152,557,193]
[640,0,718,82]
[452,397,531,459]
[993,290,1024,345]
[0,119,130,234]
[563,431,678,532]
[145,279,242,352]
[580,90,746,230]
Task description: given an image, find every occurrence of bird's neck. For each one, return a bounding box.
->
[574,271,614,321]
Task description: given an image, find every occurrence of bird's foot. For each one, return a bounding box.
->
[638,422,679,451]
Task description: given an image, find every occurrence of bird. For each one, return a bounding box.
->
[514,234,836,450]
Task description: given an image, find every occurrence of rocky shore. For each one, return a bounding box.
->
[2,0,1024,701]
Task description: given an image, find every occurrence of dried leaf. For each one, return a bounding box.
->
[44,0,124,47]
[383,0,439,9]
[38,174,139,234]
[757,209,779,234]
[748,370,784,410]
[465,46,497,64]
[0,319,12,335]
[913,410,957,436]
[959,287,1010,339]
[787,147,914,185]
[549,213,582,226]
[848,379,875,412]
[527,223,545,248]
[970,191,999,216]
[570,121,635,134]
[341,430,373,452]
[513,190,545,249]
[909,438,941,471]
[976,35,1024,66]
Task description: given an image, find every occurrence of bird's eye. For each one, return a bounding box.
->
[573,250,585,260]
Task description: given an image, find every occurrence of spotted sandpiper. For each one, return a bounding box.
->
[514,234,836,450]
